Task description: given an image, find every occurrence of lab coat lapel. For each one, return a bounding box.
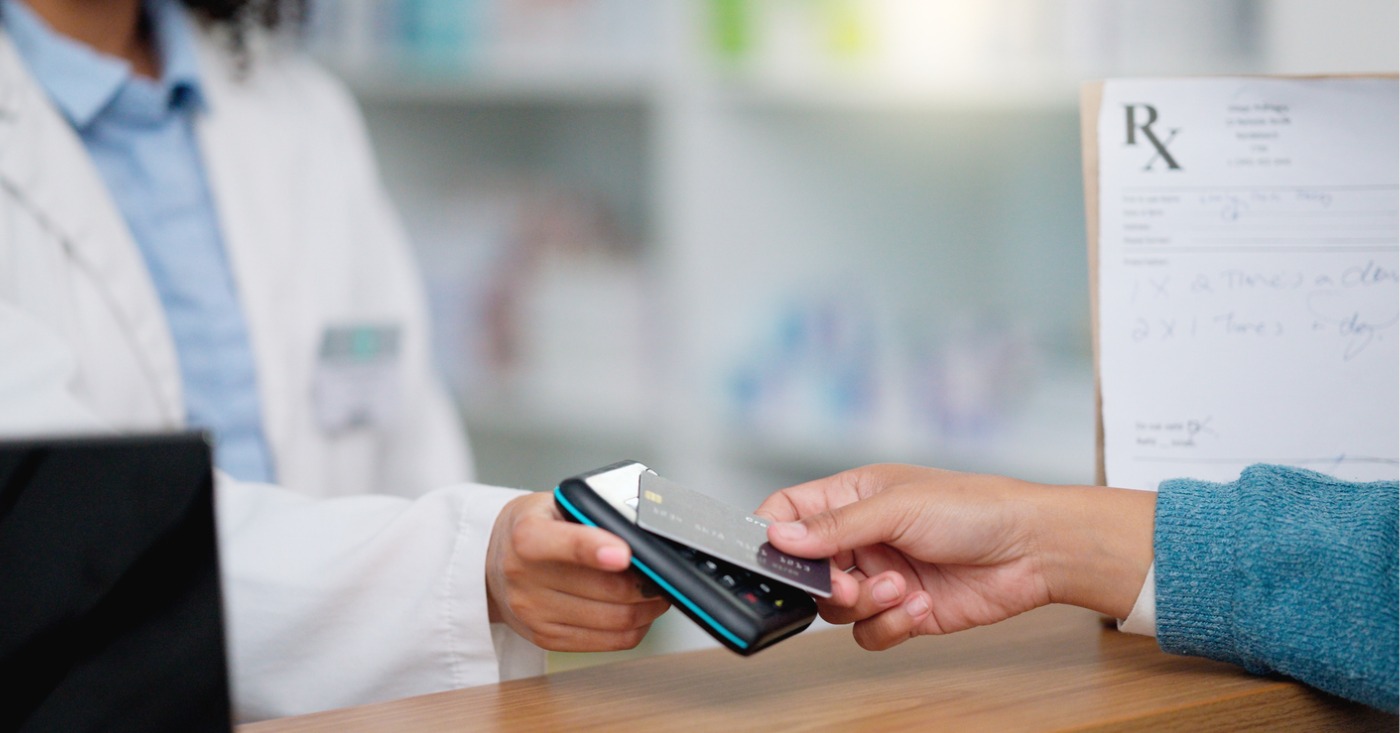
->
[192,34,296,467]
[0,34,184,424]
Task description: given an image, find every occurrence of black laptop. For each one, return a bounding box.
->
[0,433,231,732]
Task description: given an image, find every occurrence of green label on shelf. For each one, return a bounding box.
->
[710,0,751,60]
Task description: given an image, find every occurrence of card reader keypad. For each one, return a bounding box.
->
[671,539,794,619]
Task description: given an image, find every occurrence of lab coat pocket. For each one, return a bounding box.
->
[311,324,403,436]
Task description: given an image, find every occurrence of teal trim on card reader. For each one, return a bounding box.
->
[552,487,750,650]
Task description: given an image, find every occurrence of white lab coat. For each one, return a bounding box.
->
[0,24,545,721]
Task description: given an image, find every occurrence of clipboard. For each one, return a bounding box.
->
[1079,81,1107,486]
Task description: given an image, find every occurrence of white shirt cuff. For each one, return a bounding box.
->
[491,622,547,681]
[1116,563,1157,637]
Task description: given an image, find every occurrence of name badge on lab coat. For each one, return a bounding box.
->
[312,325,402,435]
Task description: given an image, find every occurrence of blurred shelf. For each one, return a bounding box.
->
[458,388,655,449]
[458,365,1096,485]
[716,366,1097,485]
[330,63,1084,111]
[711,75,1084,112]
[330,64,660,107]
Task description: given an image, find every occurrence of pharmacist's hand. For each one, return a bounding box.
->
[486,492,669,651]
[755,465,1153,651]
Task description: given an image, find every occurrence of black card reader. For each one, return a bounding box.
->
[553,461,817,655]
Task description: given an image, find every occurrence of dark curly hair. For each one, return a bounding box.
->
[182,0,307,30]
[0,1,311,62]
[180,0,309,70]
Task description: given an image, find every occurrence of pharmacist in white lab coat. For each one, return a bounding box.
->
[0,0,667,721]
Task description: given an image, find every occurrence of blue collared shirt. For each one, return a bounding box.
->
[4,0,275,483]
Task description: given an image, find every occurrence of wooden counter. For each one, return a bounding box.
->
[241,605,1392,732]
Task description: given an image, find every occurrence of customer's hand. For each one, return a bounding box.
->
[756,464,1154,650]
[486,492,669,651]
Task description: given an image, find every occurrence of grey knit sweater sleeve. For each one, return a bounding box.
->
[1154,464,1399,712]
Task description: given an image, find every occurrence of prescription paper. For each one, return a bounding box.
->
[1096,77,1399,489]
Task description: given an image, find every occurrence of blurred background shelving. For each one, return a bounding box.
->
[306,0,1398,664]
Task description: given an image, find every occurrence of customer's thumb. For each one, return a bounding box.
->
[766,497,900,559]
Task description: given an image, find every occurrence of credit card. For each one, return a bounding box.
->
[635,473,832,598]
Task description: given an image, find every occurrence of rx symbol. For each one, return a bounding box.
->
[1124,104,1181,171]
